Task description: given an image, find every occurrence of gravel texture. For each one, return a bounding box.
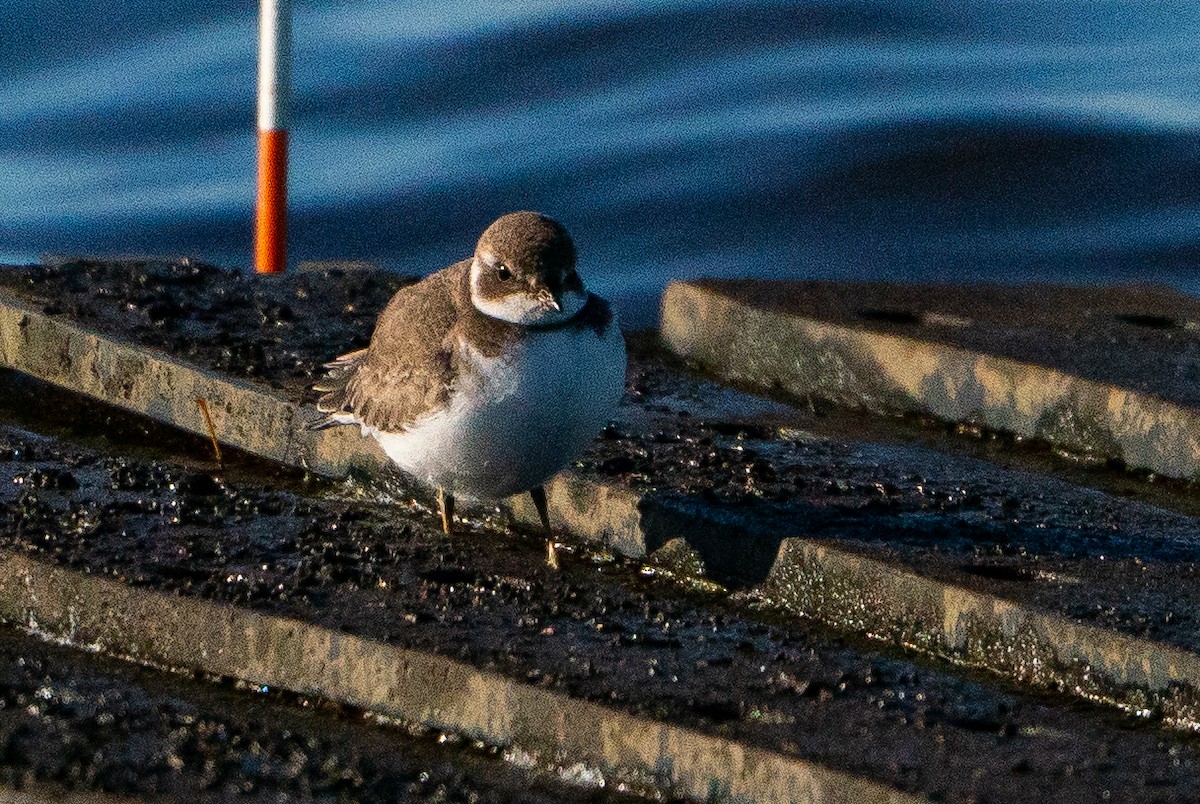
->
[0,260,413,395]
[5,259,1200,659]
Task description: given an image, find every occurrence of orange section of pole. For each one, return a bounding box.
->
[255,0,290,274]
[254,128,288,274]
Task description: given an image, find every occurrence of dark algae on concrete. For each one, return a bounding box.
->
[0,259,414,394]
[679,279,1200,409]
[0,412,1200,801]
[0,385,1195,800]
[8,261,1200,799]
[0,621,629,802]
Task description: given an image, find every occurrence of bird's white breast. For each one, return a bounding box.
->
[370,322,625,500]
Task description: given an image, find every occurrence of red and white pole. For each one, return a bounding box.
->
[254,0,291,274]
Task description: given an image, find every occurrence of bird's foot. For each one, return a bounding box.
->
[437,487,455,535]
[530,486,558,569]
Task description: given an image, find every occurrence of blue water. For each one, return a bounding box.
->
[4,0,1200,324]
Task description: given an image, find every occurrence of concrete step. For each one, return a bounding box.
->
[0,592,648,804]
[4,261,1200,799]
[3,550,900,803]
[0,273,1191,708]
[0,403,1197,802]
[662,279,1200,480]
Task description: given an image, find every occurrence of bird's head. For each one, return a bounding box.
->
[469,211,586,326]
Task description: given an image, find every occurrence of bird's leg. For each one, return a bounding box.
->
[529,485,558,569]
[437,487,455,535]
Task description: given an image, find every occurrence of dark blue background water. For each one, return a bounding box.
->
[4,0,1200,323]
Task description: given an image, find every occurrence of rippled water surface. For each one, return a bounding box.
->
[4,0,1200,322]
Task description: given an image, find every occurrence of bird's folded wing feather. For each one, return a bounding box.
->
[312,263,466,432]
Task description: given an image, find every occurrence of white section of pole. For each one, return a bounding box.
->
[257,0,292,131]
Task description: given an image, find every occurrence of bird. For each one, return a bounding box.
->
[311,211,626,567]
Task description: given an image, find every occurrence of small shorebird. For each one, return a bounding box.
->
[312,212,626,567]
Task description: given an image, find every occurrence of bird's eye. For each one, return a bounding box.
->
[496,265,512,281]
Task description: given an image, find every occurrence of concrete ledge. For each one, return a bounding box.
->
[0,291,634,545]
[508,474,646,557]
[0,289,702,561]
[518,482,1200,713]
[0,290,399,479]
[8,285,1200,720]
[661,280,1200,479]
[0,295,299,465]
[762,540,1200,708]
[523,477,1200,711]
[0,551,919,804]
[530,472,1200,720]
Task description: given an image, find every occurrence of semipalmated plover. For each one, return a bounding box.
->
[312,212,626,566]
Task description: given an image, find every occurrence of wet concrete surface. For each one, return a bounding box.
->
[0,614,636,803]
[0,259,413,397]
[0,373,1197,800]
[7,261,1200,659]
[602,347,1200,654]
[5,261,1200,797]
[682,280,1200,409]
[661,279,1200,481]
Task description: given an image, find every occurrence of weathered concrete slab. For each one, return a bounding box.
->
[0,290,635,547]
[762,539,1200,709]
[662,280,1200,479]
[519,480,1200,709]
[508,473,647,557]
[0,288,717,562]
[0,295,298,465]
[0,550,920,804]
[7,276,1200,723]
[0,288,404,480]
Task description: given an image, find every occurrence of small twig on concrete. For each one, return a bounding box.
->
[196,398,224,467]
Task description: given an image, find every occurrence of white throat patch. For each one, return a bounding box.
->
[469,258,587,326]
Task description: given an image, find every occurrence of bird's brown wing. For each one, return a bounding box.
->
[312,262,468,432]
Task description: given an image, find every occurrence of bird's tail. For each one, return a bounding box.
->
[309,348,368,430]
